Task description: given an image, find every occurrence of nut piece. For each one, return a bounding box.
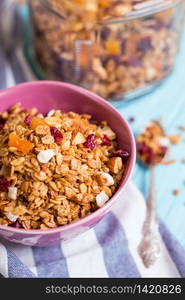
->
[47,109,55,117]
[34,171,47,181]
[99,126,116,140]
[35,125,50,135]
[45,117,61,127]
[113,4,132,16]
[8,187,17,200]
[37,149,55,163]
[158,137,170,147]
[72,132,86,145]
[99,172,114,186]
[96,191,109,207]
[80,183,87,194]
[61,140,71,150]
[11,157,25,166]
[85,1,98,12]
[56,153,63,165]
[5,212,18,222]
[108,157,123,174]
[41,135,55,144]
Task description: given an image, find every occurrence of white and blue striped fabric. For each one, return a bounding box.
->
[1,182,185,278]
[0,0,185,278]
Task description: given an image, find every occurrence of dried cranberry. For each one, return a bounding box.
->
[127,56,141,67]
[128,117,135,123]
[121,39,126,53]
[12,220,22,228]
[0,116,6,131]
[24,114,33,126]
[109,92,123,101]
[102,135,111,146]
[146,149,155,165]
[161,146,168,157]
[137,36,153,53]
[109,55,122,65]
[111,150,130,160]
[163,65,171,73]
[146,22,163,31]
[83,134,96,150]
[137,143,150,154]
[137,143,156,165]
[103,55,122,67]
[163,46,169,55]
[0,177,12,192]
[50,127,63,143]
[100,27,110,40]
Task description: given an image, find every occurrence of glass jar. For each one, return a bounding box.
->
[28,0,184,101]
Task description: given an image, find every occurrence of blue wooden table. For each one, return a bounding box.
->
[20,4,185,247]
[118,29,185,248]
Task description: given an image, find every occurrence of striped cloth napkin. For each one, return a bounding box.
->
[0,182,185,278]
[0,0,185,278]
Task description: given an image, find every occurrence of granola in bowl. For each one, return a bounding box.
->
[0,104,129,230]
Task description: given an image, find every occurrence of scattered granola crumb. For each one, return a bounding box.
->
[179,126,185,131]
[128,117,135,123]
[168,135,181,145]
[161,160,177,165]
[136,121,168,165]
[173,189,180,196]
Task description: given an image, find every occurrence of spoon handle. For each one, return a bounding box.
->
[145,166,156,227]
[138,166,161,268]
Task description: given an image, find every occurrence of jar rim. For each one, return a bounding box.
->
[103,0,182,24]
[37,0,182,24]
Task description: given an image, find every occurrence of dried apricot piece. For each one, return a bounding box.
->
[74,0,85,5]
[9,133,18,147]
[8,133,34,154]
[31,117,46,129]
[99,0,109,8]
[105,40,121,55]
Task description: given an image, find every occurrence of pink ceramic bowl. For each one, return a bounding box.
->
[0,81,136,246]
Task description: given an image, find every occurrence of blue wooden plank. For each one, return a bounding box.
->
[118,29,185,248]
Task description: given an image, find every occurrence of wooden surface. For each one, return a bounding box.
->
[119,28,185,247]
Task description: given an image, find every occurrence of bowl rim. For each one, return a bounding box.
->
[0,81,136,235]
